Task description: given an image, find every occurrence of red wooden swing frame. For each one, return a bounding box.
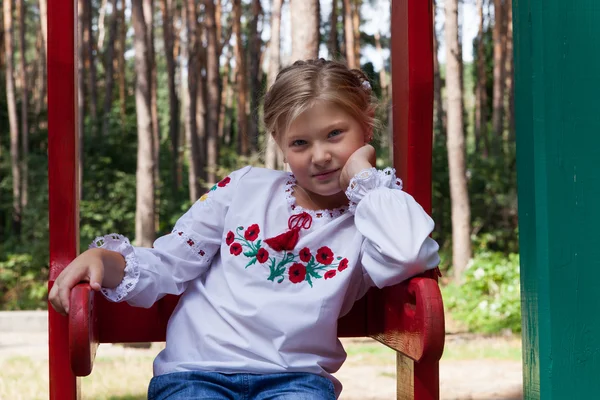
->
[47,1,444,399]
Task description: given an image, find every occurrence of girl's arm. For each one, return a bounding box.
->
[83,166,252,309]
[346,167,440,289]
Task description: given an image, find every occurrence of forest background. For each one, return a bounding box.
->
[0,0,520,335]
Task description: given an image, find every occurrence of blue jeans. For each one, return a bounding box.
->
[148,371,336,400]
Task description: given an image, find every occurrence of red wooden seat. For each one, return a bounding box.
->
[67,276,444,387]
[48,1,444,399]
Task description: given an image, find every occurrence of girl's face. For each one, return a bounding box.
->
[280,101,369,208]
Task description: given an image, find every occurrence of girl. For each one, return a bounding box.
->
[49,59,440,400]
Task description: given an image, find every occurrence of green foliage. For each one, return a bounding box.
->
[0,253,48,310]
[79,117,139,246]
[0,155,50,310]
[442,252,521,334]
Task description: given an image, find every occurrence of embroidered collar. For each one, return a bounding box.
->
[283,173,348,221]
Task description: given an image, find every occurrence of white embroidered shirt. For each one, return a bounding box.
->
[93,166,440,397]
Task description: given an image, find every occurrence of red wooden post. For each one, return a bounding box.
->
[391,0,438,399]
[48,0,79,398]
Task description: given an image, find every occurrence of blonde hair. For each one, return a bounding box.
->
[263,59,379,143]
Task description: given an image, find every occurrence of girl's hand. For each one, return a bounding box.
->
[48,248,124,315]
[339,144,376,190]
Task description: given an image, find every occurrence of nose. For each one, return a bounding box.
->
[311,143,332,166]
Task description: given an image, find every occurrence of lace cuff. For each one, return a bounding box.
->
[345,167,402,213]
[89,233,140,302]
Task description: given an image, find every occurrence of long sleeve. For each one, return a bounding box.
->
[93,166,252,307]
[346,167,440,289]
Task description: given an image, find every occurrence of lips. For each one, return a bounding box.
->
[312,168,340,179]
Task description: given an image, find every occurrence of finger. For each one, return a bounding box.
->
[89,264,104,291]
[57,269,86,314]
[58,282,72,314]
[48,284,66,315]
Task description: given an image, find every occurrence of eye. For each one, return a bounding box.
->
[290,139,307,147]
[328,129,343,138]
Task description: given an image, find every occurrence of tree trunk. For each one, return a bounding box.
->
[16,0,28,208]
[265,0,283,170]
[216,0,222,55]
[205,0,220,185]
[351,0,360,66]
[248,0,263,153]
[196,19,207,184]
[0,6,5,70]
[4,0,22,234]
[492,0,506,149]
[118,0,127,126]
[143,0,159,197]
[290,0,319,61]
[342,0,356,68]
[475,0,489,157]
[132,0,156,247]
[37,0,48,117]
[328,0,339,59]
[432,0,445,138]
[77,0,85,199]
[224,79,234,147]
[84,0,98,133]
[142,0,160,232]
[505,0,515,142]
[175,0,185,190]
[160,0,180,191]
[34,26,47,120]
[445,0,471,281]
[233,0,249,155]
[218,47,233,143]
[102,0,119,137]
[98,0,108,47]
[184,0,202,201]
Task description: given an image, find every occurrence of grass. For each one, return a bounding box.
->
[0,350,155,400]
[343,334,522,364]
[441,335,522,361]
[0,335,522,399]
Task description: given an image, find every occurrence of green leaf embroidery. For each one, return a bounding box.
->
[245,258,257,268]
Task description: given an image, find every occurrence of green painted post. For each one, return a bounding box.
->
[514,0,600,398]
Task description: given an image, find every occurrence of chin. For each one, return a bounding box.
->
[309,184,343,198]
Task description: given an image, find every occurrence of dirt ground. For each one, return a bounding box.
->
[0,332,522,399]
[336,337,522,400]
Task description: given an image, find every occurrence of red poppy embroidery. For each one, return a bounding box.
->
[289,263,307,283]
[199,250,205,256]
[256,248,269,263]
[187,239,194,246]
[230,243,243,256]
[226,231,235,246]
[299,247,311,263]
[338,258,349,272]
[218,176,231,187]
[316,247,334,265]
[227,222,349,287]
[244,224,260,241]
[178,232,183,236]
